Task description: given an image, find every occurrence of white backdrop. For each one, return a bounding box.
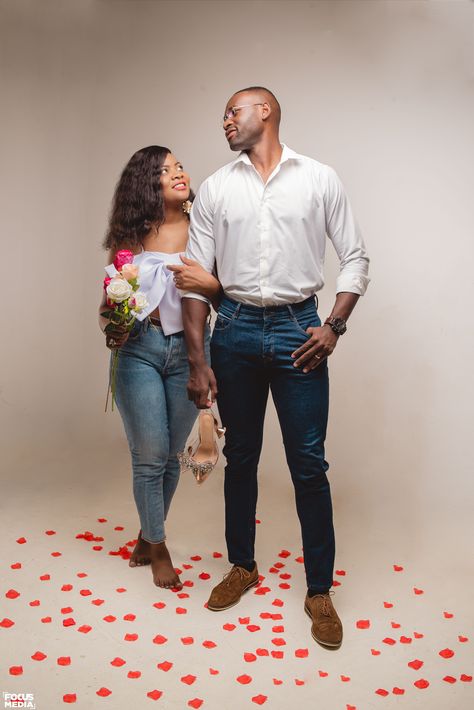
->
[1,0,473,563]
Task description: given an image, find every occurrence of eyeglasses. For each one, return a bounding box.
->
[223,103,264,122]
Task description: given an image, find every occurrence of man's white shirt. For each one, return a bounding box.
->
[184,144,370,306]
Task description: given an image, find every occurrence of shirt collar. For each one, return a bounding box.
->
[231,143,302,169]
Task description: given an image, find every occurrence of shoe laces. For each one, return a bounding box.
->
[313,590,334,616]
[222,566,246,587]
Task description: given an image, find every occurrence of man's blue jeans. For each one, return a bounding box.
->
[211,295,335,593]
[114,319,209,544]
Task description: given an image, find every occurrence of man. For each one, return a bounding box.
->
[180,86,369,649]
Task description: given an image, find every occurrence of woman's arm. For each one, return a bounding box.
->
[167,255,223,310]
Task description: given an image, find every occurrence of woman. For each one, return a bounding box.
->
[99,146,220,590]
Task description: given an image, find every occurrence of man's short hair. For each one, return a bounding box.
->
[233,86,281,124]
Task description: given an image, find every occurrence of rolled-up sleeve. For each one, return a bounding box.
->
[324,167,370,296]
[182,178,216,304]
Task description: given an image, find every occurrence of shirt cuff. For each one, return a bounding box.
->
[335,273,370,296]
[181,291,211,305]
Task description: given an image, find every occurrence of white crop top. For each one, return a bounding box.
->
[105,251,184,336]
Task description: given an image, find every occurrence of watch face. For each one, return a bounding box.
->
[332,317,346,334]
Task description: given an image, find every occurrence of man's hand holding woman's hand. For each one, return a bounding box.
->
[187,363,218,409]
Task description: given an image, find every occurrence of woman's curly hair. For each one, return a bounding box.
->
[103,145,176,252]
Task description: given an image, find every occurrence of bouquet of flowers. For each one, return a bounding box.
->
[101,249,148,410]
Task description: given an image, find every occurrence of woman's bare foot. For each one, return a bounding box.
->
[129,531,151,567]
[150,541,182,589]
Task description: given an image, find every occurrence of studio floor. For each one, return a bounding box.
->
[1,446,473,710]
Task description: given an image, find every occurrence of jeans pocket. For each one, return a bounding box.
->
[213,308,239,332]
[288,305,321,336]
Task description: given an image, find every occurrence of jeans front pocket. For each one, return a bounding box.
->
[288,304,321,337]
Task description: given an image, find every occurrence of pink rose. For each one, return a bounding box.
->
[113,249,134,270]
[103,276,112,291]
[121,263,139,281]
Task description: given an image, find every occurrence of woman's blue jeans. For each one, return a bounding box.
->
[211,295,335,593]
[114,319,209,544]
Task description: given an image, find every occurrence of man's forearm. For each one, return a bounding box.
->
[182,298,209,365]
[326,292,360,323]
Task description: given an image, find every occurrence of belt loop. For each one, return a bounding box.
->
[235,303,241,317]
[314,294,319,311]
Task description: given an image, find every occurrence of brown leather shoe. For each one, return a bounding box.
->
[207,564,259,611]
[304,592,343,648]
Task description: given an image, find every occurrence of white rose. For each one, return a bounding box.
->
[130,291,148,313]
[106,277,133,303]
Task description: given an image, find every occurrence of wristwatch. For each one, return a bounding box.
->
[324,316,347,336]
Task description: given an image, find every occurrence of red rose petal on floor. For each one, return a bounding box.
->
[256,648,269,656]
[269,567,279,574]
[346,706,356,710]
[157,661,173,671]
[182,563,193,570]
[272,599,284,607]
[187,700,203,709]
[181,675,197,685]
[341,675,351,682]
[124,633,138,641]
[203,640,216,648]
[279,583,291,590]
[97,518,107,523]
[0,618,14,628]
[45,530,56,535]
[80,589,92,596]
[393,565,403,572]
[371,649,381,656]
[414,632,424,639]
[181,637,194,645]
[295,648,308,658]
[247,625,261,632]
[209,668,219,675]
[5,589,20,599]
[279,573,291,580]
[356,619,370,629]
[252,696,267,706]
[199,572,210,580]
[114,525,124,530]
[32,651,47,661]
[111,657,126,667]
[392,687,405,695]
[183,581,194,588]
[375,689,389,696]
[439,648,454,658]
[41,616,52,623]
[63,618,76,627]
[414,679,429,689]
[123,613,136,621]
[332,580,341,587]
[213,552,223,558]
[460,675,472,682]
[295,556,304,563]
[177,593,190,599]
[278,550,291,558]
[413,587,424,595]
[28,600,39,607]
[408,659,424,670]
[273,678,283,685]
[96,688,112,697]
[236,674,252,685]
[16,537,27,544]
[153,602,166,609]
[147,690,163,700]
[223,623,236,631]
[91,598,105,606]
[239,616,250,624]
[400,636,412,644]
[295,679,305,685]
[271,651,284,659]
[57,656,71,666]
[11,562,22,569]
[318,670,328,677]
[383,637,396,645]
[92,546,102,551]
[61,584,73,592]
[51,552,62,557]
[443,676,456,684]
[78,625,92,633]
[272,637,286,646]
[458,635,469,642]
[254,587,271,595]
[153,635,167,644]
[272,625,284,633]
[63,694,76,703]
[383,601,393,608]
[40,574,51,581]
[190,555,202,561]
[391,622,401,629]
[244,653,257,662]
[335,569,346,576]
[116,587,127,593]
[127,671,141,679]
[61,607,73,614]
[9,666,23,675]
[176,607,187,615]
[443,611,454,619]
[76,573,87,578]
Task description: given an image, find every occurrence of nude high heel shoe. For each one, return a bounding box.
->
[177,410,225,484]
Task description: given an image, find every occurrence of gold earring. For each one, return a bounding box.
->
[182,200,192,215]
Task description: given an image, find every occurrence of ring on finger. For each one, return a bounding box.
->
[313,354,321,360]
